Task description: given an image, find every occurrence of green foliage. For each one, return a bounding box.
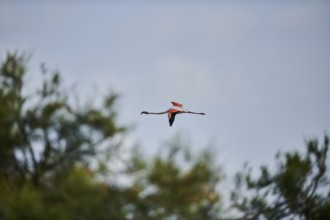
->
[6,184,48,220]
[231,135,330,220]
[126,138,222,219]
[0,166,127,220]
[0,52,125,186]
[2,51,329,220]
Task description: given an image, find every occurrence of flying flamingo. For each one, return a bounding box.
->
[141,101,205,127]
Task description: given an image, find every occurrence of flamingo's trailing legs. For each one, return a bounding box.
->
[141,101,205,127]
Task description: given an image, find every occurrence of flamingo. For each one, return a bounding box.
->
[141,101,205,127]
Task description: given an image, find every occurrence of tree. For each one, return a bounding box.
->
[126,136,222,219]
[0,52,125,186]
[231,135,330,220]
[0,52,128,219]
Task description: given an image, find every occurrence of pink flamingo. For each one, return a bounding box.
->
[141,101,205,127]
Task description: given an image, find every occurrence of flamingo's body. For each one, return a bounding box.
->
[141,101,205,127]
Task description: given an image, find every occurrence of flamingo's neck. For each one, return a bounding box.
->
[141,111,167,115]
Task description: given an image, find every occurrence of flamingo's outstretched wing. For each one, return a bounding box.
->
[171,101,183,108]
[168,112,177,127]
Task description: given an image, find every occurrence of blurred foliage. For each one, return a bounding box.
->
[231,135,330,220]
[0,52,125,187]
[0,52,223,220]
[2,51,328,220]
[125,138,222,219]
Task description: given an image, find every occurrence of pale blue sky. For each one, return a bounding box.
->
[1,1,330,176]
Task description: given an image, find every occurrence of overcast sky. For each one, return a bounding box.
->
[1,1,330,177]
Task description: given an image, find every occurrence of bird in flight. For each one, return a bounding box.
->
[141,101,205,127]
